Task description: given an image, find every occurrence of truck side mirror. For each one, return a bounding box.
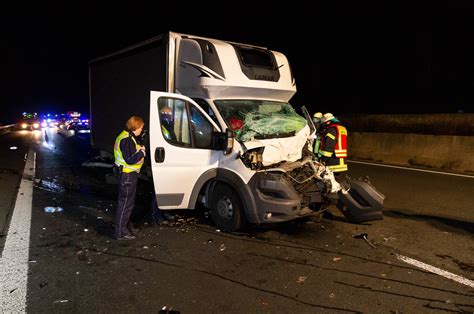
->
[225,128,234,155]
[211,129,234,154]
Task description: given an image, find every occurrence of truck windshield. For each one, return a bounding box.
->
[214,100,307,142]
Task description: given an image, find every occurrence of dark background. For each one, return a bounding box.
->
[1,4,473,124]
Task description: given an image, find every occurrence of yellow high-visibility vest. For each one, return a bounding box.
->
[114,130,144,173]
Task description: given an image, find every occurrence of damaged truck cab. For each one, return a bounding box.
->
[89,32,383,232]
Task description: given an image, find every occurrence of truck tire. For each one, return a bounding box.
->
[211,183,245,232]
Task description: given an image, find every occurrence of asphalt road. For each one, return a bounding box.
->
[1,128,473,313]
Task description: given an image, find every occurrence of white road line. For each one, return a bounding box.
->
[348,160,474,178]
[397,254,474,288]
[0,149,35,312]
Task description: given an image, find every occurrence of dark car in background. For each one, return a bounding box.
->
[66,120,90,133]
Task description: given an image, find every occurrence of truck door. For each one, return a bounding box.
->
[149,91,222,209]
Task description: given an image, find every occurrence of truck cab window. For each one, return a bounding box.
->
[192,98,219,125]
[158,98,191,147]
[189,106,214,149]
[158,97,215,149]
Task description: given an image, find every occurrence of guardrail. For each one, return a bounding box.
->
[349,132,474,174]
[339,113,474,136]
[336,114,474,173]
[0,124,16,135]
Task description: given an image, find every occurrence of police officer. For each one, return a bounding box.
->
[313,113,348,174]
[160,106,176,141]
[114,116,146,240]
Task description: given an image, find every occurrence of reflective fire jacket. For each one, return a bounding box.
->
[317,122,348,172]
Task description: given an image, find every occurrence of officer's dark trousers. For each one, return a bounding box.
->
[115,172,138,238]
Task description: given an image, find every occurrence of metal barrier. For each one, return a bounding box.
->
[0,124,16,135]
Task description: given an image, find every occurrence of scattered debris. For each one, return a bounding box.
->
[354,233,376,249]
[329,293,335,298]
[207,239,213,243]
[219,244,226,251]
[143,246,149,249]
[44,206,64,213]
[10,146,18,150]
[84,229,89,232]
[160,306,180,313]
[53,300,69,304]
[297,276,307,283]
[332,257,342,262]
[259,298,269,306]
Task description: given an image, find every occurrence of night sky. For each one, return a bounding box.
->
[2,4,473,124]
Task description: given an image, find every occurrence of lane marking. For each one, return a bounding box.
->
[397,254,474,288]
[348,160,474,178]
[0,149,35,312]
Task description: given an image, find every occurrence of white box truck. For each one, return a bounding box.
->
[89,32,383,231]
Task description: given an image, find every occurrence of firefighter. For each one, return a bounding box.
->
[312,112,323,155]
[315,113,348,174]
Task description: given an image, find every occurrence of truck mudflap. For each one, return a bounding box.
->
[336,178,385,223]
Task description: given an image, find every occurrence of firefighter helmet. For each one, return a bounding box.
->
[313,112,323,119]
[313,112,323,125]
[322,112,339,123]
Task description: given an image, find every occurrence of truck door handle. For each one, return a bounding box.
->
[155,147,165,163]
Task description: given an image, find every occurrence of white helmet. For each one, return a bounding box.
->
[313,112,323,119]
[322,112,336,123]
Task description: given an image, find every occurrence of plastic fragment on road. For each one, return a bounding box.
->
[353,233,376,249]
[159,306,180,314]
[332,257,342,262]
[219,244,226,251]
[44,206,64,213]
[10,146,18,150]
[297,276,307,283]
[259,298,269,306]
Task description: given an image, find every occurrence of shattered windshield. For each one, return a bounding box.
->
[214,100,307,142]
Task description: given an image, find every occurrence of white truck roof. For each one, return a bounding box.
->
[171,32,297,102]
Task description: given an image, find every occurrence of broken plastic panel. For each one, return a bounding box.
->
[214,100,307,142]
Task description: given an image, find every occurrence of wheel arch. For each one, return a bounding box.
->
[187,167,259,223]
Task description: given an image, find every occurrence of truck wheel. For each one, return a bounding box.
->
[211,183,245,232]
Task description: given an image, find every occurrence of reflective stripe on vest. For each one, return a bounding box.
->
[162,125,171,140]
[319,150,333,157]
[328,158,348,172]
[326,133,336,140]
[114,130,144,173]
[313,136,321,155]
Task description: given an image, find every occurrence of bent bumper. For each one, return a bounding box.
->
[248,172,313,223]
